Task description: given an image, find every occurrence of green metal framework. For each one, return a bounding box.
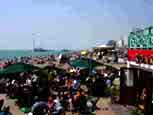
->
[128,26,153,49]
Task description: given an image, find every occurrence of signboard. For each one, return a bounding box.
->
[128,49,153,64]
[128,27,153,49]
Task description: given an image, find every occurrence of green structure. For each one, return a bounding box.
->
[70,58,101,70]
[128,26,153,49]
[0,63,39,74]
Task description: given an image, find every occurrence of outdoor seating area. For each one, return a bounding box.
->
[0,56,121,115]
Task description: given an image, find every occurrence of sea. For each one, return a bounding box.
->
[0,50,68,59]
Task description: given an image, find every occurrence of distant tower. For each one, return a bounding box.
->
[121,36,125,47]
[33,38,35,51]
[117,36,125,48]
[32,33,35,52]
[123,36,128,48]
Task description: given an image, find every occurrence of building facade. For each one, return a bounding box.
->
[120,26,153,114]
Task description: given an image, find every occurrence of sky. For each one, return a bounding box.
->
[0,0,153,50]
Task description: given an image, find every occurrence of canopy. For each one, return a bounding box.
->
[0,63,39,74]
[69,58,102,69]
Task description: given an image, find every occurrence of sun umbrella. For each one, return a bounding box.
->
[0,63,39,74]
[69,58,102,70]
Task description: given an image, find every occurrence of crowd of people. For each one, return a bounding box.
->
[0,54,119,115]
[0,55,57,69]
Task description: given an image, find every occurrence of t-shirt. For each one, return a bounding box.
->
[11,80,15,84]
[26,79,32,85]
[73,80,80,90]
[66,80,73,88]
[28,112,33,115]
[87,100,93,107]
[48,101,54,109]
[54,99,63,111]
[106,79,111,86]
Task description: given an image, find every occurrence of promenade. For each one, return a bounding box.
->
[1,94,130,115]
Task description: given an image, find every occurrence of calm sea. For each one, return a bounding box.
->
[0,50,66,59]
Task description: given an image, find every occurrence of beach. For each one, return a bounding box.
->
[0,50,132,115]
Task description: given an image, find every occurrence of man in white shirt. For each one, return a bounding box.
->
[54,97,63,112]
[26,78,32,86]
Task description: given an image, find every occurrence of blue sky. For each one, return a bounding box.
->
[0,0,153,50]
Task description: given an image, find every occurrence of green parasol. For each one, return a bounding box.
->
[0,63,39,74]
[69,58,102,70]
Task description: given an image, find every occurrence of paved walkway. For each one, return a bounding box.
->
[96,98,130,115]
[0,94,24,115]
[1,94,131,115]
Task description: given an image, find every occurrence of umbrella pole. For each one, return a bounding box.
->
[89,59,92,76]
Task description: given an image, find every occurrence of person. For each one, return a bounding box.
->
[0,99,4,111]
[73,79,80,91]
[32,74,38,83]
[140,88,147,101]
[26,78,32,86]
[53,96,63,114]
[106,79,111,87]
[138,88,147,111]
[11,79,15,85]
[31,101,48,115]
[76,68,80,76]
[28,112,33,115]
[86,99,93,113]
[73,91,81,112]
[60,96,67,111]
[54,96,62,110]
[79,91,87,113]
[2,106,12,115]
[48,96,54,113]
[67,95,73,112]
[65,79,73,90]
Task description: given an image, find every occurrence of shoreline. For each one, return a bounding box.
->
[0,50,72,60]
